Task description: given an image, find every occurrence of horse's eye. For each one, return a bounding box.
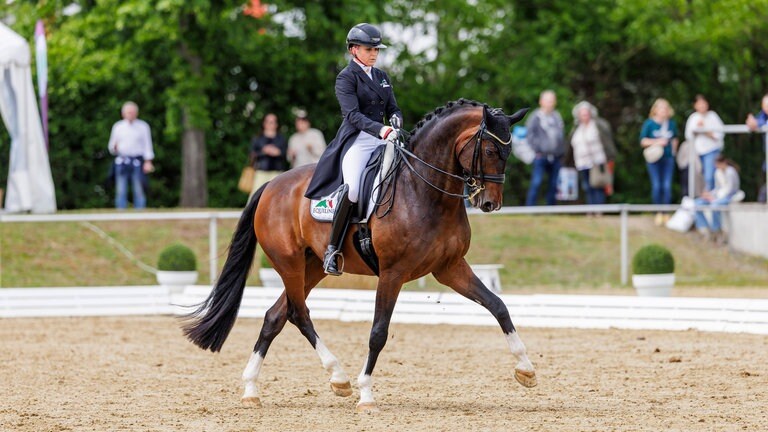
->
[484,148,495,156]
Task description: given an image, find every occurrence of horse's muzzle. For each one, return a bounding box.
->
[480,200,498,212]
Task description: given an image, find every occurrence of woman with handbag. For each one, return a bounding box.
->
[564,101,616,207]
[640,98,678,225]
[248,113,288,199]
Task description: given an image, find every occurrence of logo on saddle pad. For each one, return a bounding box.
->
[310,197,337,221]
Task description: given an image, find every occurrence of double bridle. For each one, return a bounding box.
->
[394,120,511,200]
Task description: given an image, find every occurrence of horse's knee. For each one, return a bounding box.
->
[484,295,514,333]
[368,324,388,353]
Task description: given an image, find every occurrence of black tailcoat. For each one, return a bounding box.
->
[305,61,402,199]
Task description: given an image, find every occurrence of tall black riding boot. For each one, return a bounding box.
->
[323,186,354,276]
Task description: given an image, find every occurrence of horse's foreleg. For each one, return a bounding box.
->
[356,278,403,412]
[433,261,537,388]
[242,292,290,407]
[284,265,352,397]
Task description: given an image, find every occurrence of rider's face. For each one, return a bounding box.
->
[352,45,379,67]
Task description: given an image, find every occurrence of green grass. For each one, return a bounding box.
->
[1,212,766,293]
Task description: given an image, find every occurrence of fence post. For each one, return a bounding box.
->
[620,205,629,286]
[209,214,218,284]
[688,138,696,199]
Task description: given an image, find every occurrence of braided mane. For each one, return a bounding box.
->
[406,98,485,146]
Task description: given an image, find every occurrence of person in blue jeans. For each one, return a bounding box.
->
[745,93,768,132]
[108,102,155,209]
[684,95,724,192]
[640,98,678,225]
[525,90,565,206]
[694,155,740,244]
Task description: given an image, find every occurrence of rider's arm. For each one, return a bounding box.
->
[335,69,385,137]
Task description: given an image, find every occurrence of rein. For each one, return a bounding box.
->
[393,121,509,200]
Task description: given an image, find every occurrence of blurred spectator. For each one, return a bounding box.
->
[107,101,154,210]
[675,140,704,198]
[640,98,678,225]
[745,93,768,203]
[525,90,565,206]
[694,155,741,244]
[563,101,616,206]
[759,163,766,203]
[287,109,326,168]
[249,113,288,198]
[745,93,768,132]
[684,94,724,192]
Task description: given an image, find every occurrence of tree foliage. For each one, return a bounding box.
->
[1,0,766,209]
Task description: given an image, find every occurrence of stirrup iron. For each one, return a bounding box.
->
[323,249,345,276]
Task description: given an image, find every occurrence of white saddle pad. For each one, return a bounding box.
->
[310,142,396,222]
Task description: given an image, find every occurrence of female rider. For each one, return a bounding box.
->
[305,23,403,276]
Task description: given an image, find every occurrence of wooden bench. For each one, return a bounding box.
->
[469,264,504,294]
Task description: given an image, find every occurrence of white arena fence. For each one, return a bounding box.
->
[2,285,768,335]
[0,203,760,288]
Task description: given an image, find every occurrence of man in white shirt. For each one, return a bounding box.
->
[108,101,154,209]
[287,110,326,168]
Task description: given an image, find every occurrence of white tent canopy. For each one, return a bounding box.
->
[0,22,56,213]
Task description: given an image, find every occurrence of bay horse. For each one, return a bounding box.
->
[182,99,537,412]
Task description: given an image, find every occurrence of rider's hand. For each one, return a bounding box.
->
[389,115,402,130]
[380,126,398,143]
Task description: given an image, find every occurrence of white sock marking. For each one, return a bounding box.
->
[241,352,264,399]
[506,331,534,372]
[315,338,349,384]
[357,357,375,405]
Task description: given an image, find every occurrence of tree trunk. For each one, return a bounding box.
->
[178,13,207,207]
[180,109,208,207]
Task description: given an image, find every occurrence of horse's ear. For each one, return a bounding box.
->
[507,108,530,125]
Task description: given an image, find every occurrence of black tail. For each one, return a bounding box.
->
[181,183,268,352]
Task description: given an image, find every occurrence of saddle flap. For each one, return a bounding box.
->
[309,142,396,223]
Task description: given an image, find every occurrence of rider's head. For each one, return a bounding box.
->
[347,23,387,67]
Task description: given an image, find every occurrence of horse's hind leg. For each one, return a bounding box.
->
[433,259,537,388]
[242,292,290,407]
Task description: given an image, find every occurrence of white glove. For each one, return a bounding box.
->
[380,126,398,143]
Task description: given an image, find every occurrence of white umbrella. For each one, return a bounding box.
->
[0,22,56,213]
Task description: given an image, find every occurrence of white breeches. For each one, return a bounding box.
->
[342,131,384,203]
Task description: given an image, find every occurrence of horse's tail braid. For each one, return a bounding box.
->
[181,182,268,352]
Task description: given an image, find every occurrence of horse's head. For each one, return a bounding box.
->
[456,105,529,212]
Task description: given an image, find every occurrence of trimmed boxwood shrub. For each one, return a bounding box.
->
[632,244,674,275]
[157,243,197,271]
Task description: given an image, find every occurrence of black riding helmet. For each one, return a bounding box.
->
[346,23,387,49]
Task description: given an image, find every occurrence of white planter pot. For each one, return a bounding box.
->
[632,273,675,297]
[259,268,284,288]
[156,271,198,293]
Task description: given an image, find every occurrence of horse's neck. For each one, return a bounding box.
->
[403,120,469,208]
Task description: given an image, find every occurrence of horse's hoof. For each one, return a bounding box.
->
[241,396,262,408]
[356,402,379,413]
[514,369,538,388]
[330,381,353,397]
